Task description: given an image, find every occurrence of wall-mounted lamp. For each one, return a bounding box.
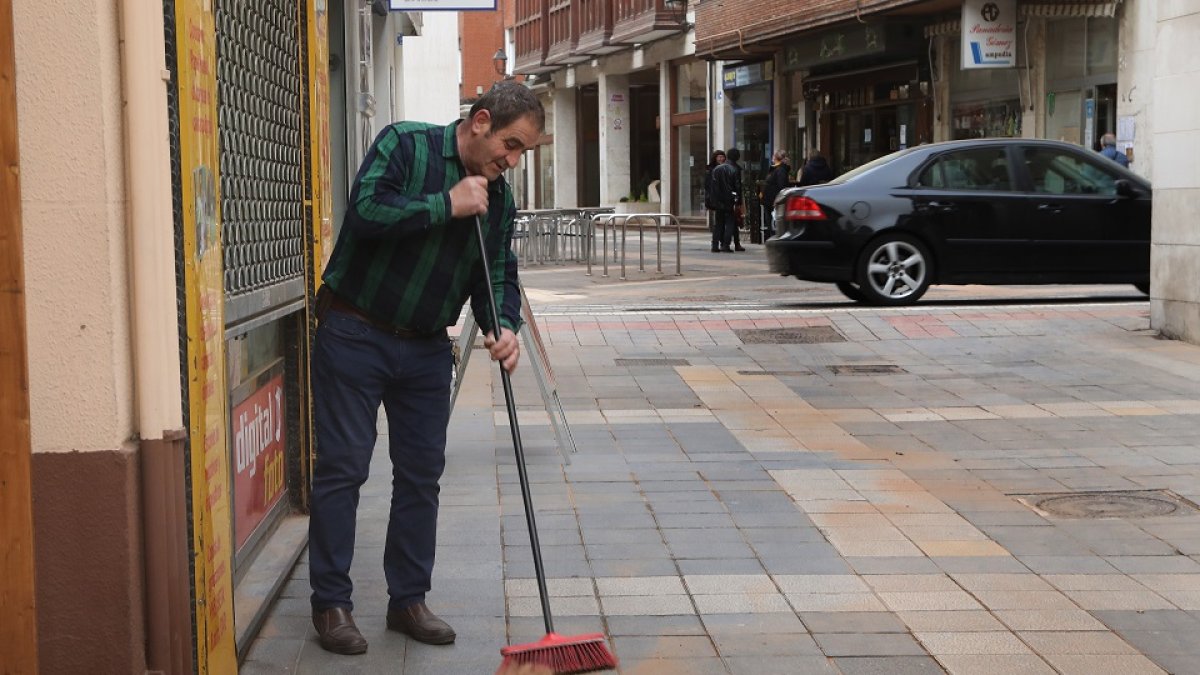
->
[493,48,508,77]
[664,0,688,26]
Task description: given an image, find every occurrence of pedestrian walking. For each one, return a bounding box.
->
[703,149,725,252]
[307,81,543,656]
[1099,132,1129,168]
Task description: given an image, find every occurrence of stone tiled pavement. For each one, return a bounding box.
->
[244,236,1200,674]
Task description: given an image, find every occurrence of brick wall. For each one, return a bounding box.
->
[460,9,505,102]
[694,0,920,57]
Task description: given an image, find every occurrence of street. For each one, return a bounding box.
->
[244,233,1200,674]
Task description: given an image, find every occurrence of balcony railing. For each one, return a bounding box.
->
[611,0,685,45]
[514,0,686,73]
[514,0,552,74]
[546,0,585,65]
[575,0,618,56]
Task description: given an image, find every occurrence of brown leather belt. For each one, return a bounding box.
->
[326,295,446,340]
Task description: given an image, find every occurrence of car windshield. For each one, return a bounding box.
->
[826,148,914,185]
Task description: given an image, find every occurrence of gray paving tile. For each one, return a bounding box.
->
[610,635,718,659]
[725,655,839,674]
[800,611,908,634]
[617,657,729,674]
[833,656,947,675]
[711,631,821,656]
[606,614,706,637]
[814,632,929,657]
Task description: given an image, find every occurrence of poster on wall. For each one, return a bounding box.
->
[961,0,1016,69]
[310,0,334,273]
[232,373,287,550]
[175,0,237,671]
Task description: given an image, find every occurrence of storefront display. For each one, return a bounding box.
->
[952,100,1022,139]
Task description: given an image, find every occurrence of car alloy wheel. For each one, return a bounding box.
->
[856,234,932,306]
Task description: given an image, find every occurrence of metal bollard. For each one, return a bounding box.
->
[620,216,628,280]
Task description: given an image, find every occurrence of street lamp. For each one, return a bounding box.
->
[663,0,688,26]
[492,48,508,78]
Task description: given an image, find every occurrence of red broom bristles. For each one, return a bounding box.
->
[499,632,617,674]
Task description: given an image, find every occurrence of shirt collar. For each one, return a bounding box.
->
[442,119,461,160]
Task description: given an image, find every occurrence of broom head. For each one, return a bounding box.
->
[500,632,617,673]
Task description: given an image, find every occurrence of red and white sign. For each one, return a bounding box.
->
[232,374,286,550]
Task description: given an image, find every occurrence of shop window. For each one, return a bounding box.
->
[917,147,1011,191]
[1046,89,1083,144]
[951,100,1022,139]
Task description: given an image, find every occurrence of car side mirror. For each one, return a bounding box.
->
[1114,179,1139,198]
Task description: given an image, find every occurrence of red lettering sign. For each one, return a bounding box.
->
[231,374,287,550]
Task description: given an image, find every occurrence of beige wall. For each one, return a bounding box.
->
[1150,3,1200,344]
[1121,0,1155,180]
[14,1,135,453]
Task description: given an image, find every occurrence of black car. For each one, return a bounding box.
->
[766,139,1151,306]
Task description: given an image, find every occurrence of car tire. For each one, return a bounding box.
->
[836,281,866,303]
[1134,282,1150,296]
[855,233,933,306]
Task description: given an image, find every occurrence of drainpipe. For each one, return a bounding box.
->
[118,1,191,673]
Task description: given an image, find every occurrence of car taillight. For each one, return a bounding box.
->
[785,195,826,220]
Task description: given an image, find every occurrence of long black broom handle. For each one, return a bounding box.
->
[474,215,556,635]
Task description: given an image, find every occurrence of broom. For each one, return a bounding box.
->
[473,215,618,674]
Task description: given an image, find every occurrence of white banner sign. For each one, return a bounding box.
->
[961,0,1016,69]
[389,0,496,9]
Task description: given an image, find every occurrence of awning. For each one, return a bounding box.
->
[924,1,1120,38]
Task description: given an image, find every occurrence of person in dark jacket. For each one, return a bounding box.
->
[760,150,792,238]
[710,147,746,252]
[702,149,725,252]
[798,148,835,186]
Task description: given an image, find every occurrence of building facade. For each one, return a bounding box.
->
[511,0,701,218]
[9,0,455,672]
[695,0,1197,342]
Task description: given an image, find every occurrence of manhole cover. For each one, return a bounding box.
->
[735,326,846,344]
[829,364,907,375]
[614,358,691,367]
[1019,491,1199,519]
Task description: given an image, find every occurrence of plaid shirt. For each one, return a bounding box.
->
[322,120,522,335]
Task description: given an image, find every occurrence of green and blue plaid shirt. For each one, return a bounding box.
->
[322,120,522,335]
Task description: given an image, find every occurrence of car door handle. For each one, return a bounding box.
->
[916,201,957,213]
[1037,203,1062,214]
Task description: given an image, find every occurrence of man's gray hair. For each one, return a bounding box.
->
[469,81,546,134]
[1101,132,1117,147]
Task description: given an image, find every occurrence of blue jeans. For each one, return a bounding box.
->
[308,309,453,613]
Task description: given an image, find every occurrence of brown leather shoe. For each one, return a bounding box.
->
[386,603,456,644]
[312,607,368,655]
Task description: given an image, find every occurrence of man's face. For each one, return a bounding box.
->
[715,154,726,165]
[465,110,542,181]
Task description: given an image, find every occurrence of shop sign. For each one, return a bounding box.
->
[176,0,237,670]
[961,0,1016,69]
[232,374,287,551]
[784,23,888,71]
[722,61,772,90]
[388,0,496,9]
